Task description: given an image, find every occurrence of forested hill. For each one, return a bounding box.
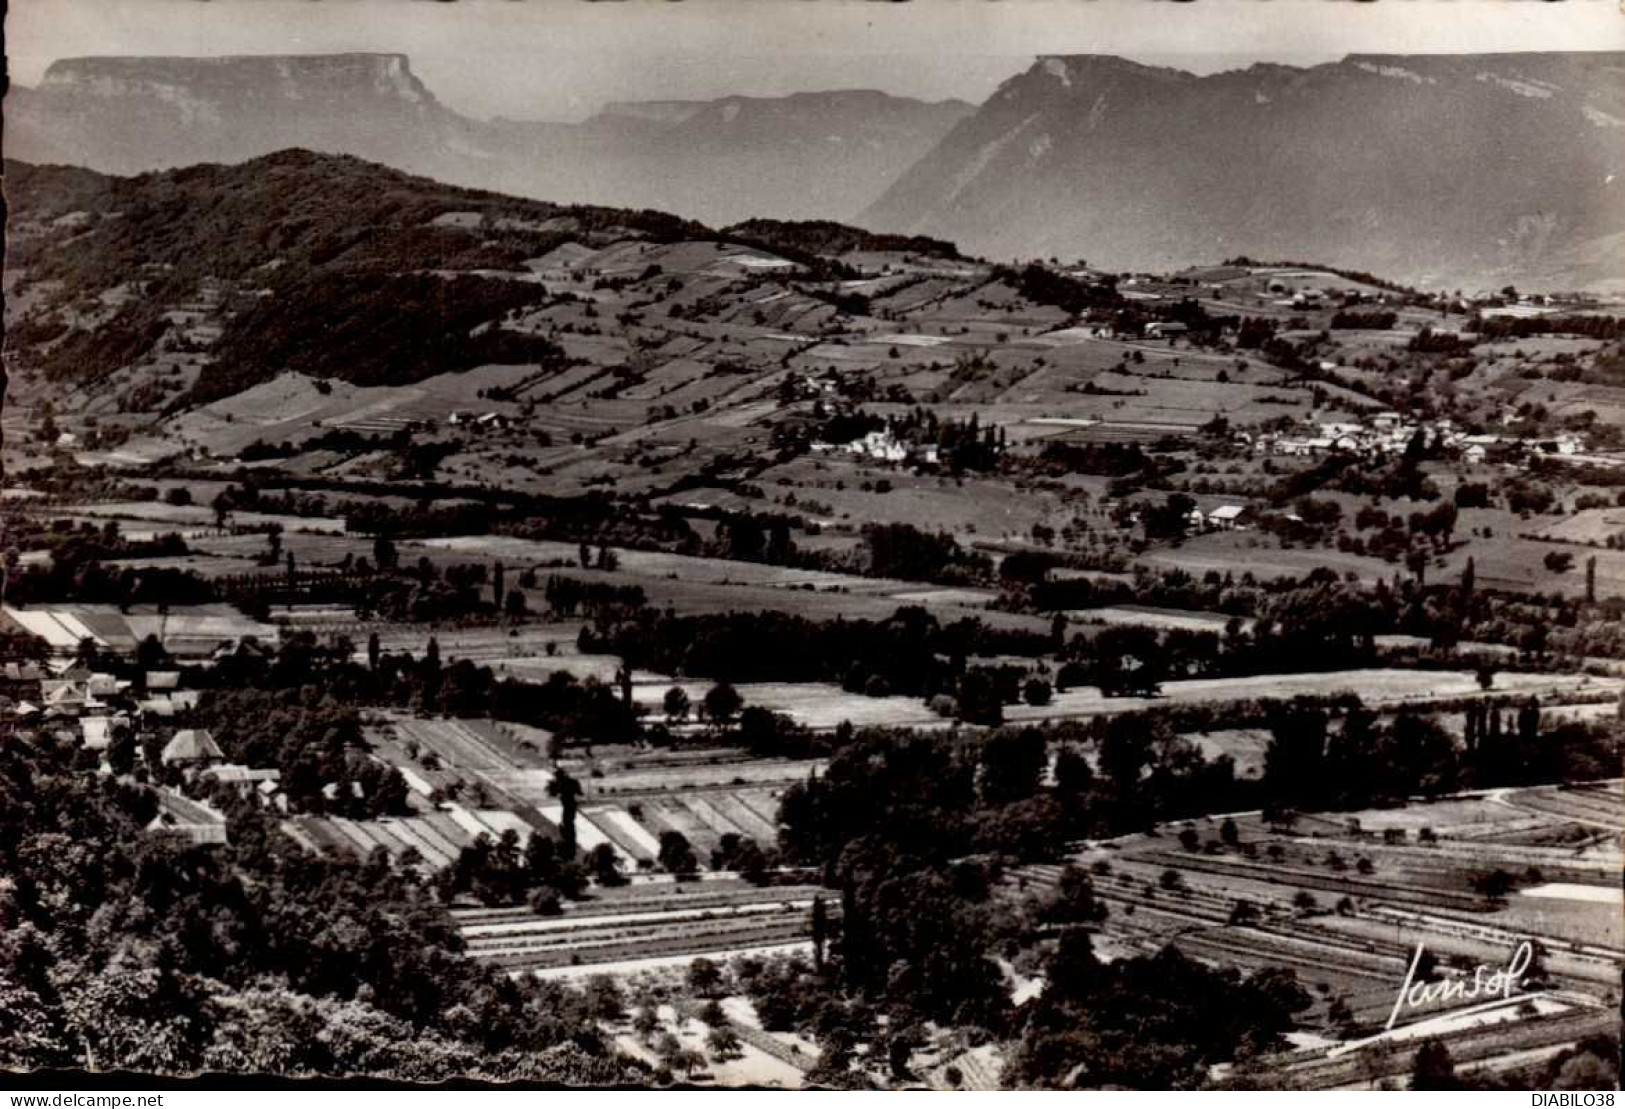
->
[4,151,711,291]
[2,153,685,405]
[0,667,642,1082]
[2,152,977,409]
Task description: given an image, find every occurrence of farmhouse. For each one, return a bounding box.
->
[849,430,908,463]
[203,764,282,797]
[161,728,225,767]
[1,660,45,689]
[1273,436,1335,458]
[448,410,511,432]
[845,429,938,466]
[40,668,127,717]
[80,715,119,750]
[1537,435,1584,457]
[1145,321,1189,339]
[1204,505,1249,531]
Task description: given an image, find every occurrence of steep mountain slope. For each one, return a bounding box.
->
[861,53,1625,291]
[3,55,970,226]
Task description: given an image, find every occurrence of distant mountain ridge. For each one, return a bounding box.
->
[8,54,473,174]
[860,52,1625,290]
[3,54,971,227]
[8,50,1623,290]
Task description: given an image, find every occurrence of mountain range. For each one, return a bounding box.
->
[2,54,971,227]
[864,53,1625,291]
[5,50,1624,289]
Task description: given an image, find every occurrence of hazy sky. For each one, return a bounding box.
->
[8,0,1621,121]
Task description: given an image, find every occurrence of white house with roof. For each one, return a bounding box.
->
[80,716,119,750]
[203,764,281,796]
[1205,505,1249,531]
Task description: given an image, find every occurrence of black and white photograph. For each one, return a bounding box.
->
[1,0,1622,1093]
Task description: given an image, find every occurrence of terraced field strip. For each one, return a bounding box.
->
[361,822,417,858]
[424,812,476,854]
[535,803,628,862]
[1505,787,1622,830]
[1099,883,1267,926]
[392,718,481,771]
[477,808,541,844]
[447,718,525,770]
[444,804,498,842]
[1280,1008,1616,1090]
[1315,914,1620,992]
[646,799,723,858]
[449,882,823,928]
[481,916,812,971]
[582,753,822,785]
[385,819,451,865]
[1075,859,1338,920]
[1362,903,1625,965]
[585,805,662,861]
[293,818,357,856]
[1141,851,1487,912]
[394,717,509,773]
[1172,926,1400,986]
[576,746,756,772]
[404,816,466,863]
[368,728,460,794]
[459,717,551,769]
[328,816,387,856]
[381,818,456,868]
[279,821,323,854]
[711,792,780,842]
[463,899,815,941]
[579,810,655,864]
[1445,816,1567,841]
[592,768,814,795]
[683,794,749,841]
[1310,836,1620,879]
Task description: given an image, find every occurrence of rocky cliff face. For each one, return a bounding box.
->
[8,54,474,176]
[860,53,1625,290]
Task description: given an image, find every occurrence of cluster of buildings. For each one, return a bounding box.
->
[1251,410,1588,465]
[446,410,512,432]
[1,655,281,845]
[1253,410,1426,459]
[834,428,941,466]
[809,427,941,466]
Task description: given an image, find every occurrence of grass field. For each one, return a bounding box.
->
[1005,668,1622,723]
[1075,605,1251,633]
